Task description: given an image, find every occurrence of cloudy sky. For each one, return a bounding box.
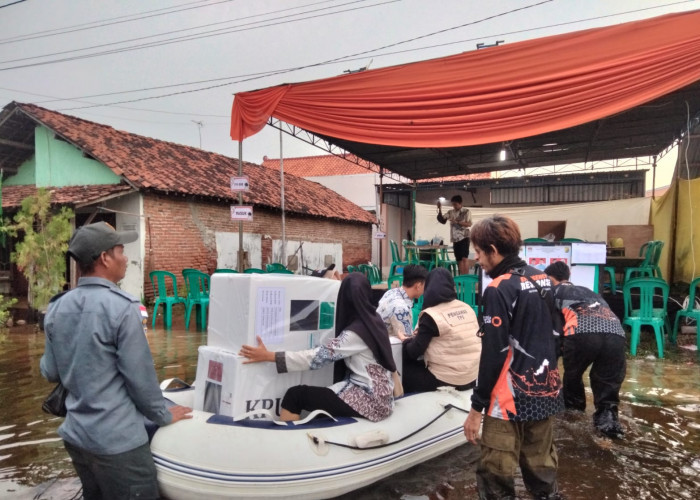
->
[0,0,697,179]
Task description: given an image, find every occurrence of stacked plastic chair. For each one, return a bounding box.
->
[622,276,670,358]
[149,270,186,329]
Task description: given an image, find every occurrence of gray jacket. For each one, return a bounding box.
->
[40,277,172,455]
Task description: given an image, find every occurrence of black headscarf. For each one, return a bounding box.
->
[333,273,396,382]
[422,267,457,309]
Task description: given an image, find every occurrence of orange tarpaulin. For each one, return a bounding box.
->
[230,10,700,147]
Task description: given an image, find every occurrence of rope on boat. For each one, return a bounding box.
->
[312,404,469,451]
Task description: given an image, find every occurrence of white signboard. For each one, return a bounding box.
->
[230,176,250,192]
[571,242,607,264]
[374,231,386,239]
[230,205,253,221]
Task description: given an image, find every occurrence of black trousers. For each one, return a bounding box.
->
[562,333,626,412]
[402,356,475,393]
[281,385,362,418]
[64,441,160,500]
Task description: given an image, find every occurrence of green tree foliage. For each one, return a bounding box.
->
[2,189,74,311]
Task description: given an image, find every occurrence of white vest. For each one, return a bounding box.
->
[421,300,481,386]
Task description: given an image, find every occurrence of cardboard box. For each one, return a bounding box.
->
[208,273,340,353]
[194,346,334,418]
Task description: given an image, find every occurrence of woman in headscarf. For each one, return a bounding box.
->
[240,273,397,422]
[402,268,481,393]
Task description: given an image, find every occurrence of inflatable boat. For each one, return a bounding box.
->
[151,383,472,500]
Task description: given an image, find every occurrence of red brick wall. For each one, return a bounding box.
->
[142,194,371,300]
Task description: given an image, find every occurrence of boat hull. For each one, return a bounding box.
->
[152,388,472,499]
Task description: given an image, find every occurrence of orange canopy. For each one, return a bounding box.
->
[230,9,700,148]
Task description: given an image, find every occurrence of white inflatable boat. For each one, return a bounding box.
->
[151,385,472,500]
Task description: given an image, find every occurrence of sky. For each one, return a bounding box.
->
[0,0,697,186]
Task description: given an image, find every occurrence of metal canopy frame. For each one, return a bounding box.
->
[265,80,700,182]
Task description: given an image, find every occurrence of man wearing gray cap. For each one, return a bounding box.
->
[40,222,191,499]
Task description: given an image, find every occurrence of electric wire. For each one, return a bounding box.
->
[0,0,26,9]
[0,0,387,68]
[0,0,230,44]
[7,0,695,118]
[49,0,697,116]
[54,0,554,112]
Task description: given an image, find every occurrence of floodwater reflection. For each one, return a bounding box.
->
[0,326,698,499]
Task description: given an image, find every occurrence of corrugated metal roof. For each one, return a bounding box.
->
[490,171,646,205]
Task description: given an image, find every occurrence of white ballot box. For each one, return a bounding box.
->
[194,346,334,418]
[208,273,341,353]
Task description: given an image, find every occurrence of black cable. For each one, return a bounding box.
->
[0,0,26,9]
[313,403,469,451]
[0,0,230,44]
[54,0,554,112]
[34,0,698,115]
[0,0,379,66]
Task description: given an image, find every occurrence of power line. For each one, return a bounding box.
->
[0,0,27,9]
[0,0,228,44]
[55,0,556,111]
[21,0,695,117]
[0,0,380,67]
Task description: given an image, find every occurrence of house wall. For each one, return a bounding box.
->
[103,193,145,300]
[142,194,371,301]
[4,126,122,188]
[304,173,379,211]
[3,155,35,185]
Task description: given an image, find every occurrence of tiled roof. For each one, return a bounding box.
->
[11,103,374,224]
[262,154,377,177]
[2,184,134,209]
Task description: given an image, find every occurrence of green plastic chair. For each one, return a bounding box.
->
[243,268,265,274]
[347,265,358,274]
[411,295,424,328]
[403,240,433,270]
[524,238,548,243]
[149,271,187,329]
[266,263,293,274]
[622,277,670,358]
[560,238,584,242]
[650,240,665,278]
[214,268,238,273]
[358,264,382,285]
[389,240,410,277]
[672,276,700,347]
[437,247,458,276]
[624,241,657,282]
[454,274,480,316]
[182,269,210,331]
[603,266,618,295]
[387,273,403,289]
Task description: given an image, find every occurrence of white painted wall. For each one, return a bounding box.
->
[216,232,262,270]
[105,192,144,300]
[304,173,378,211]
[272,240,342,274]
[415,197,652,246]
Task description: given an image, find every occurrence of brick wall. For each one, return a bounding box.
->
[142,194,371,300]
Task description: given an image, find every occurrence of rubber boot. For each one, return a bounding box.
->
[593,405,624,438]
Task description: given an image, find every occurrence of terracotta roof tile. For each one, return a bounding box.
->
[12,103,374,225]
[2,184,134,209]
[262,154,377,177]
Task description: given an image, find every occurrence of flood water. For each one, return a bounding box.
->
[1,324,698,499]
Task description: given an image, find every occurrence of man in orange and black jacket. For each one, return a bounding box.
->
[464,216,563,500]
